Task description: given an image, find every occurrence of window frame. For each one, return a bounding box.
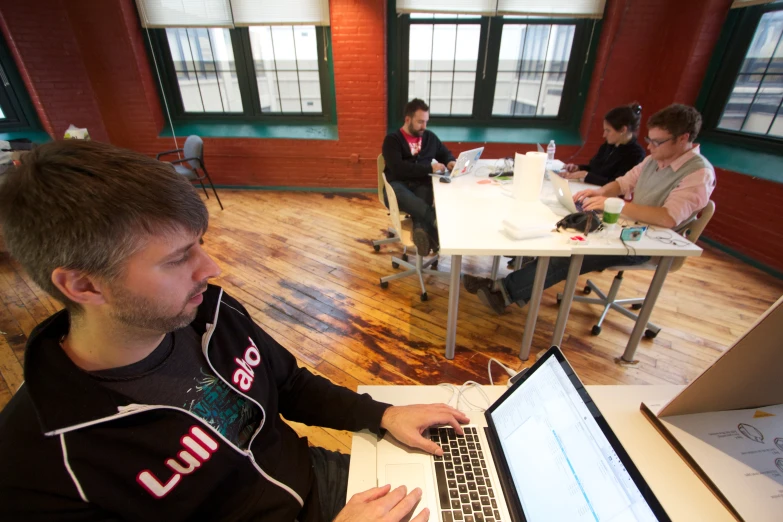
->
[0,31,41,133]
[146,26,336,124]
[699,2,783,154]
[390,11,595,129]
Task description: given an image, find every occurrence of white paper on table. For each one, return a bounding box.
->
[660,403,783,522]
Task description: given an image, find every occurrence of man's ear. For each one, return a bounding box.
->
[678,133,691,146]
[51,268,107,307]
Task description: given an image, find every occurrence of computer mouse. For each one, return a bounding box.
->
[439,176,451,183]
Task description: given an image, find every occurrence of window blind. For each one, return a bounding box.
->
[231,0,331,26]
[496,0,606,18]
[135,0,234,28]
[396,0,498,16]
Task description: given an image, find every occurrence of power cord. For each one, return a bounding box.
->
[487,358,518,386]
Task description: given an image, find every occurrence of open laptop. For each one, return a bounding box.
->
[549,172,584,214]
[433,147,484,179]
[375,346,670,522]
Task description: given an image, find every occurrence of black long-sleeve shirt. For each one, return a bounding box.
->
[579,137,646,186]
[382,129,456,183]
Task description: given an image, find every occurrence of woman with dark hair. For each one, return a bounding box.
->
[560,103,646,186]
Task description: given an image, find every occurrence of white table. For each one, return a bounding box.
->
[433,162,702,362]
[347,385,734,522]
[434,164,572,360]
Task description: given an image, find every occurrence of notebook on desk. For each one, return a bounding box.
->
[373,346,670,522]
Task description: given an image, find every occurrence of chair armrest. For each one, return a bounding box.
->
[168,157,199,166]
[156,148,183,160]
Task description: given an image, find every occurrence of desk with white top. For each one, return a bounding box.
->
[433,162,702,362]
[347,385,734,522]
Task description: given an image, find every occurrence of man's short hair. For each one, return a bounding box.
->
[647,104,702,142]
[404,98,429,119]
[0,140,209,313]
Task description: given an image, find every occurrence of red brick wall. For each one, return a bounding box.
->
[1,0,782,273]
[708,169,783,272]
[0,0,109,142]
[63,0,388,187]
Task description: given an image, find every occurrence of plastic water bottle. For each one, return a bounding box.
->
[547,140,556,162]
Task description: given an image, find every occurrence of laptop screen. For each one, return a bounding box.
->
[487,349,668,521]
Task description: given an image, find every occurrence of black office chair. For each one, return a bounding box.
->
[157,135,223,210]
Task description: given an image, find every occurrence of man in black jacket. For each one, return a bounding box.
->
[382,99,456,255]
[0,141,468,521]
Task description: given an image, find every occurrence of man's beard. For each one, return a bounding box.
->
[406,124,422,137]
[108,283,206,333]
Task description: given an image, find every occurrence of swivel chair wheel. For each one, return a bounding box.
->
[387,231,396,239]
[392,261,400,269]
[591,325,602,336]
[631,303,642,310]
[420,292,428,302]
[556,296,562,305]
[432,260,438,269]
[373,244,380,252]
[380,280,388,289]
[644,329,658,339]
[583,286,592,295]
[402,253,409,262]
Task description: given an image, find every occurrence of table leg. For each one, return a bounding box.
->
[552,254,584,348]
[445,255,462,360]
[490,256,501,290]
[519,256,550,361]
[620,256,673,363]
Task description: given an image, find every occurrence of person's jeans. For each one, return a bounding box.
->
[503,255,651,305]
[310,446,351,521]
[386,180,438,241]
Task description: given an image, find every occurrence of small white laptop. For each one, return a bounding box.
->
[549,173,585,214]
[371,347,669,522]
[433,147,484,178]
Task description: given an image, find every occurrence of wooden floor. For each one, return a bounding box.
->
[1,190,781,453]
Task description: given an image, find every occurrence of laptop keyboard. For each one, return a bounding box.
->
[430,426,503,522]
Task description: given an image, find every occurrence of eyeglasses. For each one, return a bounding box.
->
[644,136,675,147]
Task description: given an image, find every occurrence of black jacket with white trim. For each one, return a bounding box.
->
[0,285,390,521]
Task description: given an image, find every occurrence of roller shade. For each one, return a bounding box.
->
[231,0,331,26]
[496,0,606,18]
[136,0,234,28]
[396,0,498,16]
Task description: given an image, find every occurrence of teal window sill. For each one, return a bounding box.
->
[159,121,338,140]
[403,125,583,145]
[0,130,51,143]
[699,138,783,183]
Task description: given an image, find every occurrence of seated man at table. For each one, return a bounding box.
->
[382,98,456,255]
[465,103,716,314]
[0,141,468,521]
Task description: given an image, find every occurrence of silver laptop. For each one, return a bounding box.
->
[549,173,584,214]
[433,147,484,178]
[375,347,669,522]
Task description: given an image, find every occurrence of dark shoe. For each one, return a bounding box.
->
[412,228,431,255]
[463,274,493,294]
[477,286,507,315]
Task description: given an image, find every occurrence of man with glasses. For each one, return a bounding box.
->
[464,104,716,314]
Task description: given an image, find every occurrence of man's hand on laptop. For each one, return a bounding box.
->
[431,162,446,174]
[447,161,456,171]
[573,188,602,203]
[381,404,470,456]
[334,485,429,522]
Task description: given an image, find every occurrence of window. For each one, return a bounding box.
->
[148,25,332,121]
[0,32,39,133]
[700,1,783,150]
[393,13,594,126]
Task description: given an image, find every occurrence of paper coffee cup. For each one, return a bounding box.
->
[603,197,625,224]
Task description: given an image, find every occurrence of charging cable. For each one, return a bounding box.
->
[488,358,519,386]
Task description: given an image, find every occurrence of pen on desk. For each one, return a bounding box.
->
[585,213,592,237]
